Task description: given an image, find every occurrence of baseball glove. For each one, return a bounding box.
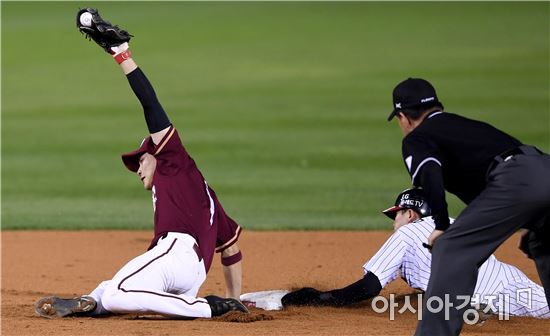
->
[76,8,132,54]
[281,287,323,306]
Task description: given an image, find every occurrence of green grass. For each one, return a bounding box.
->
[2,2,549,230]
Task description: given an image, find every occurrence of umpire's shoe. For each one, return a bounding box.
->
[205,295,249,317]
[35,295,97,318]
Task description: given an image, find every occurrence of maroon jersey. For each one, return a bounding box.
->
[123,126,242,272]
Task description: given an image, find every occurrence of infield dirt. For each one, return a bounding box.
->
[2,231,549,335]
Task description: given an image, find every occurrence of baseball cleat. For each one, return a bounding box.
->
[205,295,249,317]
[35,295,97,318]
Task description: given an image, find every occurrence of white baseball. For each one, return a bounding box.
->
[79,12,93,27]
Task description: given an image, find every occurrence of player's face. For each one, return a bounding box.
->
[393,210,410,230]
[393,209,420,231]
[137,153,157,190]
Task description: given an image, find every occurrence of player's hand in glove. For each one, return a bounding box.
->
[76,8,132,54]
[281,287,324,307]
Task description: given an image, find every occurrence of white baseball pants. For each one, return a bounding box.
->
[87,233,211,318]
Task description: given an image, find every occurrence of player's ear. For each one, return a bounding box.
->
[409,209,421,221]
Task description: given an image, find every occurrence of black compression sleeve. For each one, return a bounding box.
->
[418,161,450,230]
[126,68,171,133]
[319,272,382,306]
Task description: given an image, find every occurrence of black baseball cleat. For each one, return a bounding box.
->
[35,295,97,318]
[205,295,249,317]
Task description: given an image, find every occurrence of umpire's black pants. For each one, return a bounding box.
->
[416,146,550,335]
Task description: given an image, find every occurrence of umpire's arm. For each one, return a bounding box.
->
[418,161,450,246]
[418,161,450,231]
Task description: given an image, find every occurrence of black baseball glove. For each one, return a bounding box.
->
[281,287,324,306]
[76,8,132,54]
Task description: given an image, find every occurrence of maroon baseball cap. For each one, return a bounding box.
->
[121,136,153,172]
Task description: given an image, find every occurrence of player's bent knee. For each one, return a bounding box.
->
[100,287,120,312]
[100,285,136,313]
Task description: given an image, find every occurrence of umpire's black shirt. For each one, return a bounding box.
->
[402,111,521,230]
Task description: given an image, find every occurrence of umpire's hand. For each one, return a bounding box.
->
[518,229,534,259]
[426,229,445,251]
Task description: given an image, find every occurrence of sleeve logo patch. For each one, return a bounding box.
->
[405,156,413,172]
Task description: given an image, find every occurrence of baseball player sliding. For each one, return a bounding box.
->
[35,8,248,319]
[282,189,549,319]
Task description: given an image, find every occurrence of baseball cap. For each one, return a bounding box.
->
[387,78,441,121]
[121,136,153,172]
[382,188,431,220]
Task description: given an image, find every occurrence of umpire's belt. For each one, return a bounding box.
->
[487,145,543,175]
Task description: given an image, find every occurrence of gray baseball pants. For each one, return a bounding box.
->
[416,146,550,335]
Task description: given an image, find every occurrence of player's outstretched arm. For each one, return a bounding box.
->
[119,54,171,144]
[221,244,243,300]
[76,8,170,144]
[281,272,382,307]
[119,56,138,75]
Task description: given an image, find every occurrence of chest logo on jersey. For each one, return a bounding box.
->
[152,185,157,212]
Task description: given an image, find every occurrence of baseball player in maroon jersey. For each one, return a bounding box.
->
[35,8,248,319]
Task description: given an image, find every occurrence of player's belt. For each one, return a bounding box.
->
[160,232,203,262]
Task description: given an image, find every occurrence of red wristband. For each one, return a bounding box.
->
[221,251,242,266]
[114,49,132,64]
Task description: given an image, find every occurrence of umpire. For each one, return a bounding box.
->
[387,78,550,335]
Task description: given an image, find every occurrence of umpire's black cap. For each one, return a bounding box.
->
[382,188,432,219]
[387,78,442,121]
